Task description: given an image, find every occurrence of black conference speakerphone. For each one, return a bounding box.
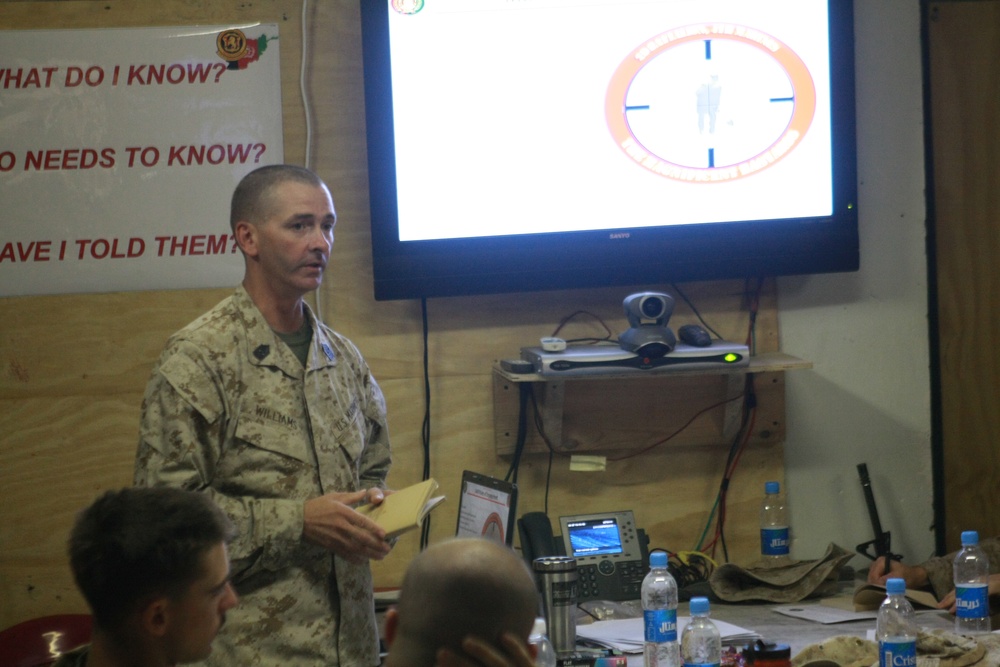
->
[558,510,650,602]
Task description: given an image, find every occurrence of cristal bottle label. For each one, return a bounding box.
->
[956,583,989,619]
[683,663,720,667]
[643,608,677,643]
[760,526,789,556]
[879,639,916,667]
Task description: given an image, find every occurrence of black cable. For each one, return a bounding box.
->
[419,297,432,550]
[551,310,613,341]
[667,551,716,587]
[544,449,553,516]
[743,277,764,351]
[527,385,558,515]
[504,383,530,484]
[671,283,723,339]
[724,380,751,559]
[710,279,765,558]
[714,373,757,562]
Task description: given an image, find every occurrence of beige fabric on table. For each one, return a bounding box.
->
[709,543,855,604]
[793,630,991,667]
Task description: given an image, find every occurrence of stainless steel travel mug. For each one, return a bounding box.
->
[532,556,578,654]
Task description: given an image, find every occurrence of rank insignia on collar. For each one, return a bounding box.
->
[322,343,335,361]
[253,344,270,360]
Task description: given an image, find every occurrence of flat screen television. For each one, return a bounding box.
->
[359,0,858,301]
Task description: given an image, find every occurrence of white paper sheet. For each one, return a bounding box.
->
[772,604,878,624]
[576,616,760,653]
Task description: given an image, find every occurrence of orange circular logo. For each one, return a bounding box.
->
[606,24,816,183]
[217,29,248,63]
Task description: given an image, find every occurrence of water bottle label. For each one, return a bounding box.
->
[682,662,720,667]
[879,638,916,667]
[643,608,678,643]
[760,526,789,556]
[956,583,989,619]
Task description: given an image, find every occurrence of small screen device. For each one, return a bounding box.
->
[558,510,649,602]
[455,471,518,546]
[564,516,626,557]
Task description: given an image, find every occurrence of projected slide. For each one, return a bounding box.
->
[384,0,834,240]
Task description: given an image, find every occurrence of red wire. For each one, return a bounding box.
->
[704,280,762,558]
[606,392,744,462]
[703,402,758,559]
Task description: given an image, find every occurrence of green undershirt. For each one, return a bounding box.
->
[276,318,312,367]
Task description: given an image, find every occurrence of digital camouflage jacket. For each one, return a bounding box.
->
[135,286,392,666]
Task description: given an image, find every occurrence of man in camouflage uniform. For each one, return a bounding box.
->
[135,164,393,666]
[55,487,239,667]
[868,539,1000,611]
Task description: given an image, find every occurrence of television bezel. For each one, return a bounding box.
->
[359,0,859,301]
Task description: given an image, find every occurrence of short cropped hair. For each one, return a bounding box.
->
[68,487,237,631]
[230,164,325,232]
[392,538,539,666]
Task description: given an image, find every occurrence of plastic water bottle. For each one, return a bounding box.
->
[876,578,917,667]
[760,481,789,562]
[529,617,558,667]
[954,530,991,634]
[681,597,721,667]
[642,551,680,667]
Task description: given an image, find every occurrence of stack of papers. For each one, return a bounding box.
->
[576,617,760,654]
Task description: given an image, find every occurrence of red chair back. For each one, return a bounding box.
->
[0,614,92,667]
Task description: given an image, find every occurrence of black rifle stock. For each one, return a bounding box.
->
[856,462,900,572]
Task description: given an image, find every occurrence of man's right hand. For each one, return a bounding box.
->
[303,489,392,563]
[436,632,537,667]
[867,556,929,590]
[936,572,1000,614]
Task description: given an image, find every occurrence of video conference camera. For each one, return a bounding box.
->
[619,291,677,358]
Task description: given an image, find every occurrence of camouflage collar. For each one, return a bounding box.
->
[232,286,338,376]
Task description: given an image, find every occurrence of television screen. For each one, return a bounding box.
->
[360,0,858,300]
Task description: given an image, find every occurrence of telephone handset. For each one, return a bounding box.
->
[518,511,561,563]
[517,509,649,602]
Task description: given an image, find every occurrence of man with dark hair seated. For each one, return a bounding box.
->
[54,486,238,667]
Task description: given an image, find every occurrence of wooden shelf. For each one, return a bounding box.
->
[492,352,811,456]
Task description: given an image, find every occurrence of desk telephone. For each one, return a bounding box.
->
[518,510,650,602]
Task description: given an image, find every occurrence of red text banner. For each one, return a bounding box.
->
[0,25,283,296]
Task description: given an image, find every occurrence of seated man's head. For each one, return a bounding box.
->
[69,487,238,663]
[385,537,540,666]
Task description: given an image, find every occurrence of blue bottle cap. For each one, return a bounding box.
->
[690,597,710,614]
[765,481,780,494]
[650,551,668,568]
[886,578,906,595]
[961,530,979,546]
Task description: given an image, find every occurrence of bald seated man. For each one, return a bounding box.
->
[384,537,541,667]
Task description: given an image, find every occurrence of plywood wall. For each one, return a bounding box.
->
[927,1,1000,551]
[0,0,786,629]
